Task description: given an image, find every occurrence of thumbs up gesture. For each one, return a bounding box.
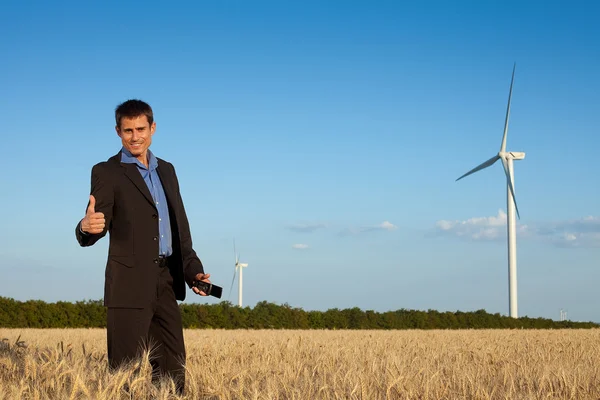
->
[81,195,105,234]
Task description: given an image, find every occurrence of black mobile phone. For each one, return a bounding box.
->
[193,280,223,298]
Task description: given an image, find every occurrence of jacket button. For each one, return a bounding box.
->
[153,259,158,264]
[152,214,158,219]
[153,236,158,241]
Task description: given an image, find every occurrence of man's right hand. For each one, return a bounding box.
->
[80,195,105,234]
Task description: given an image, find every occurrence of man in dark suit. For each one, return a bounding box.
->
[75,99,210,394]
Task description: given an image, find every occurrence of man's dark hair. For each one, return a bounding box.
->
[115,99,154,127]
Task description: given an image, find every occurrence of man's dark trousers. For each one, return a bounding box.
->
[106,257,186,393]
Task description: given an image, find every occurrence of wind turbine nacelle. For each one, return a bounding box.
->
[239,263,248,268]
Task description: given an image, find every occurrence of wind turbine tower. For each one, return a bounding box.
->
[456,63,525,319]
[229,241,248,307]
[237,256,248,307]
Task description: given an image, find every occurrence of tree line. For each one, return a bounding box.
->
[0,297,596,329]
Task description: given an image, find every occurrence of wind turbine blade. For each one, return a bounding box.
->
[501,158,521,219]
[233,239,237,264]
[500,63,516,153]
[228,266,238,301]
[456,155,500,181]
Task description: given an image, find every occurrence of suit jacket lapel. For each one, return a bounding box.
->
[119,154,156,209]
[156,160,177,210]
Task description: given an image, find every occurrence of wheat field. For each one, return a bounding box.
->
[1,328,600,399]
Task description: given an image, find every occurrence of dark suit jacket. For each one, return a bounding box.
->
[75,150,205,308]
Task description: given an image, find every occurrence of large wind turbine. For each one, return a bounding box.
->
[456,63,525,319]
[228,240,248,307]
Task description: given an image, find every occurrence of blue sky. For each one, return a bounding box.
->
[0,1,599,322]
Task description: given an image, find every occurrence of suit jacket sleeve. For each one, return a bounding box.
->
[75,163,114,247]
[171,164,205,286]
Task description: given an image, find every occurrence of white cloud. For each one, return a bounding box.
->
[433,211,600,248]
[287,223,328,233]
[535,216,600,248]
[340,221,398,235]
[379,221,398,231]
[292,243,309,250]
[434,209,520,241]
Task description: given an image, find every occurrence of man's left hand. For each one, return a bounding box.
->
[192,273,211,296]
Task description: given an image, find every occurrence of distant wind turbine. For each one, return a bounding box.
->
[456,63,525,319]
[228,239,248,307]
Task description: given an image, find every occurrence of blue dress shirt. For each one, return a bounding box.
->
[121,147,173,257]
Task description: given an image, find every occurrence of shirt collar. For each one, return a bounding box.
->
[120,146,158,171]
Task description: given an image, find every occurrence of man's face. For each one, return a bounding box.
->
[116,115,156,161]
